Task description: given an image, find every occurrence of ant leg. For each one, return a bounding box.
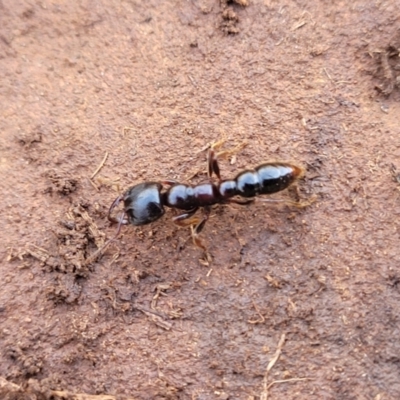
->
[190,208,210,249]
[257,197,315,208]
[207,140,248,180]
[226,198,255,206]
[190,206,212,263]
[207,138,228,179]
[215,141,248,160]
[162,180,178,186]
[173,207,212,263]
[172,207,199,227]
[286,183,317,208]
[207,147,221,180]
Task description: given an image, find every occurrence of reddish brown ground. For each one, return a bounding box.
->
[1,1,400,399]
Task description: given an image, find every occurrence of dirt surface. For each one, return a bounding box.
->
[1,1,400,399]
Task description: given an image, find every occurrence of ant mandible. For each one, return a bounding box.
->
[106,140,311,261]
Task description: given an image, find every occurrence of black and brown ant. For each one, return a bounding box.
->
[104,140,312,261]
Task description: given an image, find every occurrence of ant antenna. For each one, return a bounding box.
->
[84,198,127,266]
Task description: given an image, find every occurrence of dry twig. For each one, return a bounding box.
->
[248,300,265,324]
[135,305,173,330]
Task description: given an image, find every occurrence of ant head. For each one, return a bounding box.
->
[123,182,165,226]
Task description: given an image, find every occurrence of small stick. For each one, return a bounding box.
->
[90,151,108,179]
[323,67,332,81]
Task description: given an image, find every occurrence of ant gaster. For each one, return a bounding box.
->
[106,141,310,261]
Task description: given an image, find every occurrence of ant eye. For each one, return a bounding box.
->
[146,202,165,221]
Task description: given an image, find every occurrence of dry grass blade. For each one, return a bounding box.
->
[267,377,310,389]
[266,334,286,373]
[260,333,286,400]
[260,334,311,399]
[90,151,109,179]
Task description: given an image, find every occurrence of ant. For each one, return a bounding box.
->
[104,140,312,262]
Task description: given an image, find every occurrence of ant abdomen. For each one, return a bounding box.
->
[234,170,260,197]
[234,163,304,197]
[256,163,304,194]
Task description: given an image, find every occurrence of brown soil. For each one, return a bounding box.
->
[1,1,400,399]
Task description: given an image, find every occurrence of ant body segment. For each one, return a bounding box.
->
[106,141,310,261]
